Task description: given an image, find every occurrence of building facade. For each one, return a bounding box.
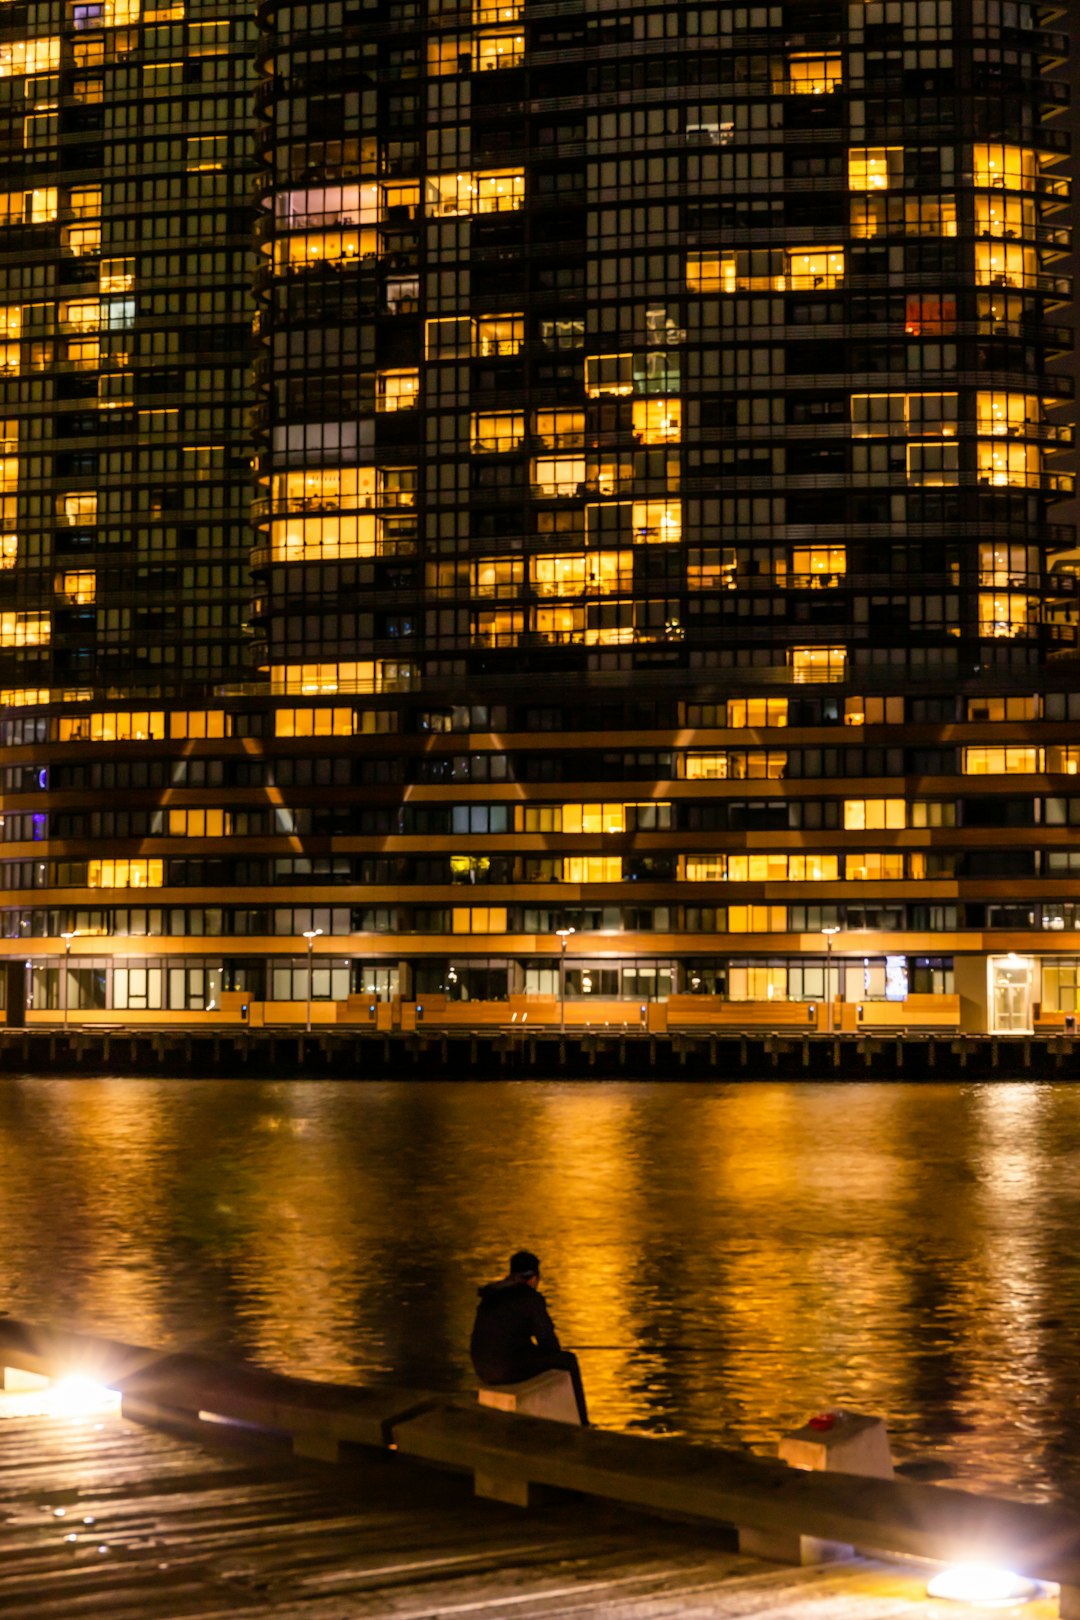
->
[0,0,1075,1032]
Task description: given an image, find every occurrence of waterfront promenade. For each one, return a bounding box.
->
[0,1024,1076,1079]
[0,1319,1077,1618]
[0,1402,1021,1620]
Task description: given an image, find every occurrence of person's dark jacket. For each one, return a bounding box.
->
[470,1277,561,1384]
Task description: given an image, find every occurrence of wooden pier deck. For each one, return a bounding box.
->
[0,1404,1049,1620]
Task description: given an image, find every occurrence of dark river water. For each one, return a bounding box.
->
[2,1076,1078,1505]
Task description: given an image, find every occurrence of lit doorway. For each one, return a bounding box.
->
[988,956,1033,1034]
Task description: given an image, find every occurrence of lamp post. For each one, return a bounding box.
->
[60,932,73,1029]
[302,928,322,1032]
[821,926,840,1033]
[555,927,575,1033]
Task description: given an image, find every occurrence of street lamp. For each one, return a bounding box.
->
[555,927,575,1033]
[821,926,840,1033]
[302,928,322,1033]
[60,933,74,1029]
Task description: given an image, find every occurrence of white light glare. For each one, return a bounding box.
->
[926,1565,1040,1607]
[0,1374,120,1420]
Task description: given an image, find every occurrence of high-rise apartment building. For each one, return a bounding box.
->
[0,0,1075,1033]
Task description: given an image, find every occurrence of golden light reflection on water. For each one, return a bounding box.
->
[1,1077,1079,1504]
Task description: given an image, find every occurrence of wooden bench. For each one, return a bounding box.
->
[667,996,818,1031]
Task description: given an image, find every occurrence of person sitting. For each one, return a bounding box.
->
[470,1248,589,1425]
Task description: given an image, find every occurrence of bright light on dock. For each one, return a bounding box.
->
[0,1373,120,1420]
[926,1565,1041,1606]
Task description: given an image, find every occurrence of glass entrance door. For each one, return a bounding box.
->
[990,957,1033,1034]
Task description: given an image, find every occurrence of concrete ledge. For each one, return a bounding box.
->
[392,1404,1080,1589]
[0,1317,441,1459]
[478,1370,580,1426]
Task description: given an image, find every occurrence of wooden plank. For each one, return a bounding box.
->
[0,1409,979,1620]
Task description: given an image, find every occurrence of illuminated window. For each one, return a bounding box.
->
[168,711,231,739]
[537,605,586,641]
[274,183,386,228]
[268,661,413,695]
[975,193,1035,238]
[783,247,844,290]
[275,707,354,737]
[471,609,523,646]
[472,558,523,596]
[268,515,377,562]
[0,534,17,570]
[972,144,1037,191]
[584,353,633,397]
[685,856,727,881]
[59,711,164,741]
[427,34,470,73]
[65,337,100,369]
[471,410,524,452]
[475,313,523,356]
[686,252,733,293]
[88,859,164,889]
[975,242,1038,288]
[978,593,1034,638]
[532,552,632,596]
[167,809,228,837]
[0,612,48,647]
[475,28,523,68]
[58,491,97,525]
[376,369,419,412]
[846,853,905,880]
[563,856,622,883]
[727,698,789,727]
[533,410,584,452]
[905,294,957,336]
[427,169,523,216]
[843,799,906,830]
[67,185,101,218]
[273,229,375,269]
[791,646,846,683]
[562,804,625,834]
[631,499,681,544]
[59,299,100,333]
[730,965,789,1001]
[532,456,585,497]
[0,38,61,75]
[787,52,841,92]
[962,746,1040,775]
[722,854,839,882]
[1047,747,1080,776]
[729,906,787,933]
[55,570,96,605]
[632,399,681,443]
[693,751,786,780]
[789,547,846,585]
[474,0,521,19]
[99,258,135,293]
[848,147,902,189]
[976,441,1040,488]
[978,544,1031,587]
[977,392,1039,436]
[451,906,507,933]
[271,467,375,511]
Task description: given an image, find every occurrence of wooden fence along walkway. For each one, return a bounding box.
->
[0,1318,1076,1617]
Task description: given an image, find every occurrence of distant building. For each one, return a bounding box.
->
[0,0,1075,1034]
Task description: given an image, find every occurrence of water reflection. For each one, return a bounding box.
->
[1,1077,1079,1504]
